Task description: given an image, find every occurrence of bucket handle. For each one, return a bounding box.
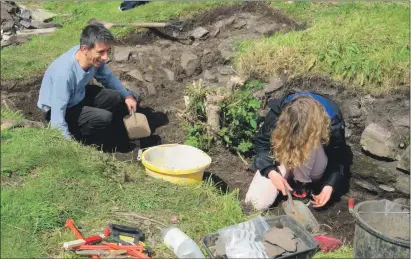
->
[137,148,148,161]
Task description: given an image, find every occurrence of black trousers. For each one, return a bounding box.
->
[47,85,130,148]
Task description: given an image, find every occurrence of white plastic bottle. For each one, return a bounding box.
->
[162,226,206,258]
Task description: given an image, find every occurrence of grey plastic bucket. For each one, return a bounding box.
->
[353,199,410,258]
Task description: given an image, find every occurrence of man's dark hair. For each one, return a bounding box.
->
[80,23,115,49]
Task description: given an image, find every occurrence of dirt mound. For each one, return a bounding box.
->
[1,2,409,245]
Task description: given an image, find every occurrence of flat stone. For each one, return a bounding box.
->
[218,66,234,76]
[146,84,156,96]
[345,127,353,139]
[263,227,296,252]
[360,123,397,160]
[233,20,247,29]
[190,27,209,39]
[379,184,395,192]
[203,49,212,55]
[355,179,379,193]
[180,52,201,76]
[350,150,397,184]
[395,174,410,195]
[397,146,410,173]
[204,70,218,83]
[144,74,153,82]
[217,40,234,60]
[210,27,220,38]
[263,77,284,94]
[343,100,362,118]
[31,8,56,22]
[2,20,15,32]
[215,238,226,256]
[255,23,280,36]
[394,115,410,128]
[161,68,175,81]
[214,16,236,29]
[158,40,171,47]
[127,69,144,82]
[264,242,286,258]
[114,47,131,62]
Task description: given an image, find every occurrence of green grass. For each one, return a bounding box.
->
[0,1,230,81]
[1,127,247,257]
[1,108,24,120]
[235,2,410,92]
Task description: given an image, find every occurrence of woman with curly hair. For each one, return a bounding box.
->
[246,92,348,211]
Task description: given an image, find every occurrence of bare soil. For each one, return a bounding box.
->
[1,2,409,245]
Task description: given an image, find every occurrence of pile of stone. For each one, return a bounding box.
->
[1,1,60,48]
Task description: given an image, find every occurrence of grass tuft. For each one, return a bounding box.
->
[235,2,409,92]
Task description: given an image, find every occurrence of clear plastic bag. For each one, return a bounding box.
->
[225,229,269,258]
[217,216,270,258]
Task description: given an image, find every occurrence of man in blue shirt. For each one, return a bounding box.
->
[37,23,138,151]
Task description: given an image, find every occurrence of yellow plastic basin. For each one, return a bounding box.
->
[141,144,212,185]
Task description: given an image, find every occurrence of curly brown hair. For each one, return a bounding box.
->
[271,96,330,169]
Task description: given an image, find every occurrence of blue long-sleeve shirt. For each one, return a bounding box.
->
[37,45,131,137]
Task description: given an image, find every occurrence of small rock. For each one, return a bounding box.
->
[203,49,212,55]
[345,127,353,139]
[158,40,171,47]
[360,123,397,160]
[192,42,200,47]
[397,146,410,173]
[226,76,245,91]
[114,46,131,62]
[162,68,175,81]
[181,52,201,76]
[355,179,379,193]
[395,174,410,195]
[146,84,156,96]
[127,69,145,82]
[256,24,280,36]
[210,27,220,37]
[190,27,209,39]
[144,74,153,82]
[344,101,362,118]
[253,90,265,99]
[215,238,226,256]
[170,215,179,224]
[143,220,151,226]
[263,77,283,94]
[2,20,14,32]
[217,40,233,60]
[204,70,218,83]
[393,198,410,206]
[218,66,233,76]
[214,16,236,29]
[379,184,395,192]
[394,115,410,128]
[233,20,247,29]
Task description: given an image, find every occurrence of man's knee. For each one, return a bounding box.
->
[87,110,113,130]
[107,89,122,103]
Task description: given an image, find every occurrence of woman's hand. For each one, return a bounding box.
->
[268,170,293,196]
[312,185,333,208]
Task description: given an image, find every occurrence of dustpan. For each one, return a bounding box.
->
[123,112,151,139]
[282,189,320,234]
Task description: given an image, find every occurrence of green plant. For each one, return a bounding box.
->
[184,123,212,151]
[219,80,263,154]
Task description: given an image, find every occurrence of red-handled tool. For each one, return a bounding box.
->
[65,218,84,239]
[348,198,355,214]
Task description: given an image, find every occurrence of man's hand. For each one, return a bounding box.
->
[125,95,137,114]
[312,185,333,208]
[268,170,293,196]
